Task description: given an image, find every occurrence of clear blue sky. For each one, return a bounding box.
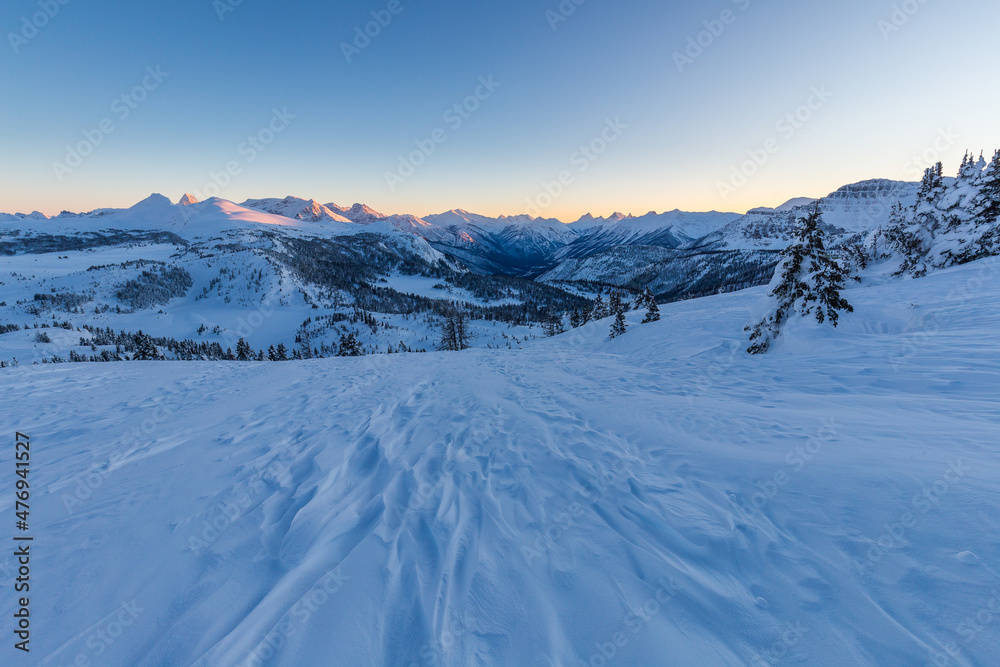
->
[2,0,998,220]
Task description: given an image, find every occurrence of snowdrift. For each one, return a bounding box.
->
[1,259,998,666]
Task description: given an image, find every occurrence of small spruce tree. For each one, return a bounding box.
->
[337,333,364,357]
[642,298,661,324]
[746,204,853,354]
[236,337,253,361]
[978,150,1000,227]
[542,312,565,337]
[591,295,606,320]
[608,291,624,315]
[639,287,655,310]
[609,310,627,339]
[134,331,161,361]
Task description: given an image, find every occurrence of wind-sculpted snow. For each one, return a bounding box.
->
[2,258,998,665]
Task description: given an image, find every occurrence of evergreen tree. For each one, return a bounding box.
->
[978,150,1000,227]
[275,343,288,361]
[236,337,253,361]
[133,331,161,361]
[913,162,947,241]
[337,333,364,357]
[569,309,582,329]
[746,204,853,354]
[591,295,606,320]
[608,291,624,315]
[542,312,565,337]
[438,312,472,351]
[880,152,1000,273]
[437,316,457,351]
[609,310,627,339]
[268,345,278,361]
[454,312,472,350]
[642,298,661,324]
[639,287,655,310]
[965,149,1000,259]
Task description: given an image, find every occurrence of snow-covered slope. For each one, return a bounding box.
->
[241,197,354,224]
[0,194,577,360]
[540,244,777,300]
[0,175,924,301]
[559,210,740,260]
[1,257,998,665]
[411,208,740,277]
[335,203,388,224]
[709,179,919,251]
[418,210,577,276]
[536,180,919,293]
[0,194,363,241]
[819,179,920,232]
[775,196,819,211]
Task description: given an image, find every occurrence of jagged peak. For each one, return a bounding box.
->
[499,214,536,223]
[350,202,386,217]
[178,193,199,206]
[238,196,353,223]
[337,202,387,224]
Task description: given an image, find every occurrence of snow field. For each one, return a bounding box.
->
[0,259,997,665]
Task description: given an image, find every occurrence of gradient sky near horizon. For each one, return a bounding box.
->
[2,0,998,221]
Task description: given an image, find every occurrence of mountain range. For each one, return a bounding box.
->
[2,177,920,284]
[0,176,923,364]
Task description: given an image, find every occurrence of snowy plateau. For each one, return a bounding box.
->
[0,173,998,666]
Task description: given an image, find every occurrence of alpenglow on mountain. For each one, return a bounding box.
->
[0,175,920,364]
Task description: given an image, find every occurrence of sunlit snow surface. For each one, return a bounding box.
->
[1,259,998,666]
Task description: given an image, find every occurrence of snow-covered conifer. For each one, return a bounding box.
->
[746,204,853,354]
[337,333,364,357]
[543,312,565,337]
[591,295,607,320]
[609,310,627,339]
[236,337,253,361]
[642,298,661,324]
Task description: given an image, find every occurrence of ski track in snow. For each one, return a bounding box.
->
[1,260,999,666]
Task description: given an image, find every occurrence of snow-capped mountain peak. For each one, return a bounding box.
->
[133,193,174,209]
[240,196,353,223]
[497,213,535,223]
[422,209,493,226]
[339,203,388,224]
